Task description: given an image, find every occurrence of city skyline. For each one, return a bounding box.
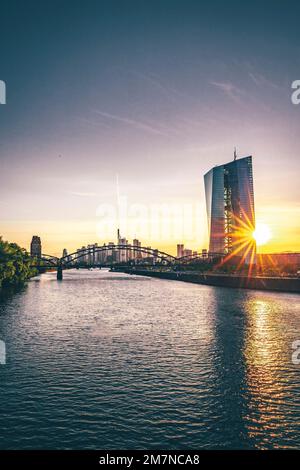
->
[3,148,300,258]
[0,1,299,256]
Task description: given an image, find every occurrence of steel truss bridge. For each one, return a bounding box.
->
[31,244,221,279]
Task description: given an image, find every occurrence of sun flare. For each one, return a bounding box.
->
[253,223,272,246]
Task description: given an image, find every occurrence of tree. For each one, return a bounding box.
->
[0,237,37,288]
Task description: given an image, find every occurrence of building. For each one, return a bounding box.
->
[257,252,300,271]
[107,242,116,263]
[30,236,42,258]
[177,244,184,258]
[98,243,106,264]
[204,153,255,263]
[62,248,72,264]
[133,239,142,259]
[118,237,128,263]
[87,244,95,265]
[76,246,87,264]
[177,244,194,259]
[183,248,193,259]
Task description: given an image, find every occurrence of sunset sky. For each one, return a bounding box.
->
[0,0,299,257]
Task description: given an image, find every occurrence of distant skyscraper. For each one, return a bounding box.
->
[107,242,116,262]
[119,237,128,262]
[133,239,142,259]
[204,154,255,263]
[62,248,72,264]
[177,244,184,258]
[80,246,88,264]
[30,236,42,257]
[183,248,192,259]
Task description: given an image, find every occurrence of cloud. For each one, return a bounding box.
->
[93,109,170,137]
[248,72,279,89]
[209,81,245,104]
[130,70,188,101]
[69,191,97,197]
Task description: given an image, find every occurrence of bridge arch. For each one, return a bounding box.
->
[60,244,176,268]
[31,253,59,267]
[31,245,176,279]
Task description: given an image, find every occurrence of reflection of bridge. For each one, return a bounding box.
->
[32,244,220,280]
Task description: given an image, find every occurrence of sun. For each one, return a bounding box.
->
[252,223,272,246]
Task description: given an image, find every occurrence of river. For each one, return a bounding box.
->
[0,269,299,449]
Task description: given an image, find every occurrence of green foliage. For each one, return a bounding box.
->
[0,237,37,288]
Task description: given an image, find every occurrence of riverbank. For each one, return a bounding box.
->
[122,269,300,293]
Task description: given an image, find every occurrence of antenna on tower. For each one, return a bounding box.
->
[234,147,237,161]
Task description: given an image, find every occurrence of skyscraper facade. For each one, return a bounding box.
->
[177,244,184,258]
[30,236,42,258]
[204,155,255,263]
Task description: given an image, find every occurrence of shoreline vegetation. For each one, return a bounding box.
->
[0,237,37,290]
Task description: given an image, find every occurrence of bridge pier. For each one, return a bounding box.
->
[57,266,63,280]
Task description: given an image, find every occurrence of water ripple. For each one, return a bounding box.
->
[0,269,299,449]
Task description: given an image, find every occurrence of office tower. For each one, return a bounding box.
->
[204,154,255,263]
[177,244,184,258]
[118,238,128,262]
[117,230,128,262]
[94,244,98,263]
[99,243,106,264]
[30,236,42,257]
[76,247,83,264]
[107,242,115,262]
[79,246,88,264]
[62,248,72,264]
[183,248,192,259]
[133,239,142,259]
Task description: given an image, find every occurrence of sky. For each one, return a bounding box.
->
[0,0,299,256]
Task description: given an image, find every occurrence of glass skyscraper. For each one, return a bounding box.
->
[204,155,255,263]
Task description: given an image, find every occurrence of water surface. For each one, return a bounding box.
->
[0,269,299,449]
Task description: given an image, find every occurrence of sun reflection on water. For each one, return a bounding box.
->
[243,297,295,449]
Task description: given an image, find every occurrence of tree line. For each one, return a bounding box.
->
[0,237,37,289]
